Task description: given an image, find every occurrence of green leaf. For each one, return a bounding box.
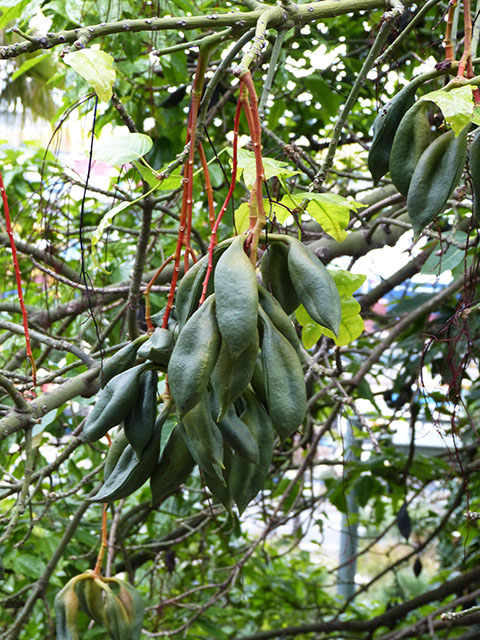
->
[421,233,467,275]
[11,52,51,81]
[235,148,299,189]
[330,269,366,297]
[281,192,364,242]
[0,0,30,29]
[133,161,182,190]
[93,133,153,165]
[295,270,365,347]
[91,200,132,273]
[63,48,116,102]
[234,201,250,234]
[419,86,474,136]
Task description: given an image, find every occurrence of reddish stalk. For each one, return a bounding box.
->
[0,170,36,387]
[444,0,458,61]
[160,52,209,330]
[198,143,216,231]
[457,0,472,78]
[144,254,175,331]
[93,503,108,575]
[199,89,243,304]
[239,69,266,265]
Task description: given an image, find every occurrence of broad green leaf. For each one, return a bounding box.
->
[234,201,251,234]
[91,200,135,273]
[0,0,30,29]
[93,133,153,165]
[295,270,365,347]
[330,269,366,297]
[63,48,116,102]
[11,52,51,81]
[421,232,468,275]
[133,161,182,190]
[235,148,299,189]
[318,297,364,347]
[281,192,363,242]
[472,106,480,126]
[420,86,473,136]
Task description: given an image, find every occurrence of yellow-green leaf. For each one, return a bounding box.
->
[420,85,473,136]
[63,48,116,102]
[235,148,299,189]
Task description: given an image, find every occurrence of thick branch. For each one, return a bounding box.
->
[0,1,389,59]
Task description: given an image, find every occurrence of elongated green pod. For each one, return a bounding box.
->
[104,428,129,481]
[250,354,268,407]
[103,578,144,640]
[137,328,173,367]
[261,242,300,315]
[90,405,171,502]
[210,334,258,419]
[407,126,469,235]
[100,333,149,387]
[257,285,300,354]
[286,237,341,335]
[168,294,221,417]
[229,389,274,514]
[214,235,259,359]
[201,445,233,511]
[175,237,236,330]
[102,585,130,640]
[150,425,195,505]
[368,82,417,184]
[123,369,158,458]
[179,396,224,482]
[218,403,260,464]
[175,254,208,330]
[259,307,306,441]
[75,575,104,626]
[470,128,480,221]
[389,100,432,196]
[82,363,148,443]
[54,581,79,640]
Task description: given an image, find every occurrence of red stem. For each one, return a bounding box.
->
[0,170,36,387]
[199,89,243,304]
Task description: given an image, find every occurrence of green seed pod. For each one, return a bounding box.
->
[103,578,144,640]
[75,575,105,625]
[257,284,300,354]
[286,237,341,335]
[100,334,148,387]
[368,82,417,184]
[82,363,148,443]
[136,328,173,367]
[90,405,171,502]
[179,396,224,482]
[229,389,274,514]
[214,235,259,359]
[103,585,130,640]
[54,580,80,640]
[261,242,300,315]
[218,403,260,464]
[168,294,221,417]
[201,445,233,511]
[150,425,195,506]
[259,307,306,441]
[389,100,432,196]
[469,128,480,221]
[104,428,129,481]
[123,369,158,458]
[250,356,268,408]
[175,254,208,330]
[407,126,469,235]
[210,334,259,420]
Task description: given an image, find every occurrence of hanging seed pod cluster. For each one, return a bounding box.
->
[55,571,144,640]
[82,233,341,514]
[368,79,480,234]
